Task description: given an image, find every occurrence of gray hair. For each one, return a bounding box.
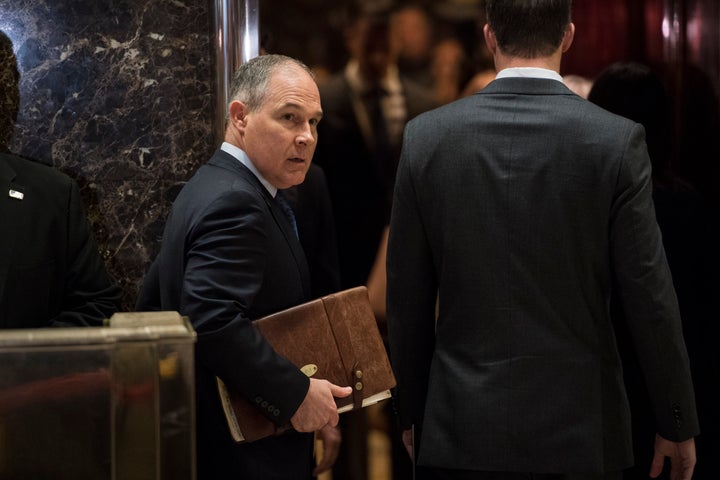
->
[226,54,314,119]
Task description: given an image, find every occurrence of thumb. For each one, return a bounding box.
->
[330,384,353,398]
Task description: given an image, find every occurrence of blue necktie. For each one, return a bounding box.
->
[275,190,299,239]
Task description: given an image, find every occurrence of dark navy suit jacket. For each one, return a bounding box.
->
[138,149,315,479]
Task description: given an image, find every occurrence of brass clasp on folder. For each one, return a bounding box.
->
[351,363,364,409]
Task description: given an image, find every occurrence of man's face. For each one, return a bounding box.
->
[239,66,323,189]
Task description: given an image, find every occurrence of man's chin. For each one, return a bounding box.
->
[280,171,308,189]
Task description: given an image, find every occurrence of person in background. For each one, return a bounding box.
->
[315,4,437,293]
[588,60,719,480]
[391,3,436,90]
[386,1,699,479]
[1,29,121,329]
[136,54,352,479]
[313,5,438,479]
[563,73,593,98]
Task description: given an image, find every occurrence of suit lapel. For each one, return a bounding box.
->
[208,150,312,299]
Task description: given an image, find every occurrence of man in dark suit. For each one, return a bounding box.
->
[136,54,351,479]
[386,2,699,480]
[313,9,438,479]
[314,7,438,291]
[1,30,121,328]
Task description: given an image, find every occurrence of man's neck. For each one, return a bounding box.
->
[493,51,562,74]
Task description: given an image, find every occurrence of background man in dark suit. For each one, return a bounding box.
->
[1,30,121,328]
[386,1,699,480]
[137,54,351,479]
[312,7,438,479]
[314,6,438,291]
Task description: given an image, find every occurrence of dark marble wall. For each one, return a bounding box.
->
[0,0,215,309]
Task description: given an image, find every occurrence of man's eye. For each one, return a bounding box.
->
[282,113,294,121]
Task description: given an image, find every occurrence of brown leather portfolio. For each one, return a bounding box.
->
[216,286,396,443]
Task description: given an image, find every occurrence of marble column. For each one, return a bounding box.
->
[0,0,215,309]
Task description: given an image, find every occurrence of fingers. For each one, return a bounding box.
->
[648,450,664,478]
[313,425,342,476]
[402,429,414,460]
[326,407,340,428]
[291,379,344,432]
[650,435,697,480]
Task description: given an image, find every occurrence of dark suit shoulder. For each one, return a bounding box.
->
[1,152,75,191]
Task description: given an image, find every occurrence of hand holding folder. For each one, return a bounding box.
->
[217,286,396,443]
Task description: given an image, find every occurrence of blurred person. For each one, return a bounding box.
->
[313,5,437,479]
[315,6,437,292]
[589,61,719,480]
[430,36,471,105]
[564,73,593,98]
[391,3,436,89]
[386,1,699,479]
[136,54,352,479]
[673,64,720,214]
[1,29,121,329]
[427,16,497,103]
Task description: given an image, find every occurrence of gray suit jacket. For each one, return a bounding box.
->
[137,149,315,479]
[386,77,699,473]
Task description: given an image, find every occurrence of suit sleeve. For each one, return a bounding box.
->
[609,123,699,441]
[50,178,122,327]
[386,122,438,430]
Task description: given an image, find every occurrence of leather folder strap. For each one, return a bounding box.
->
[322,293,364,410]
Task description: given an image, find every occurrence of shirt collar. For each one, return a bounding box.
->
[496,67,564,83]
[220,142,277,197]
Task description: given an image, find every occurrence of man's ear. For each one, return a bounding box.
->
[561,22,575,53]
[483,24,497,55]
[228,100,247,130]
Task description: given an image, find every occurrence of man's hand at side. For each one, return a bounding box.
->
[313,424,342,476]
[650,434,696,480]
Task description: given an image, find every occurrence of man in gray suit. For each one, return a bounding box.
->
[386,1,699,480]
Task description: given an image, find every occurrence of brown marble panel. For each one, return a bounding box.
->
[0,0,215,309]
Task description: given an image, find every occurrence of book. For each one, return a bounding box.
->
[216,286,396,443]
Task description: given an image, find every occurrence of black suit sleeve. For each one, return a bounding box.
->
[50,177,122,327]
